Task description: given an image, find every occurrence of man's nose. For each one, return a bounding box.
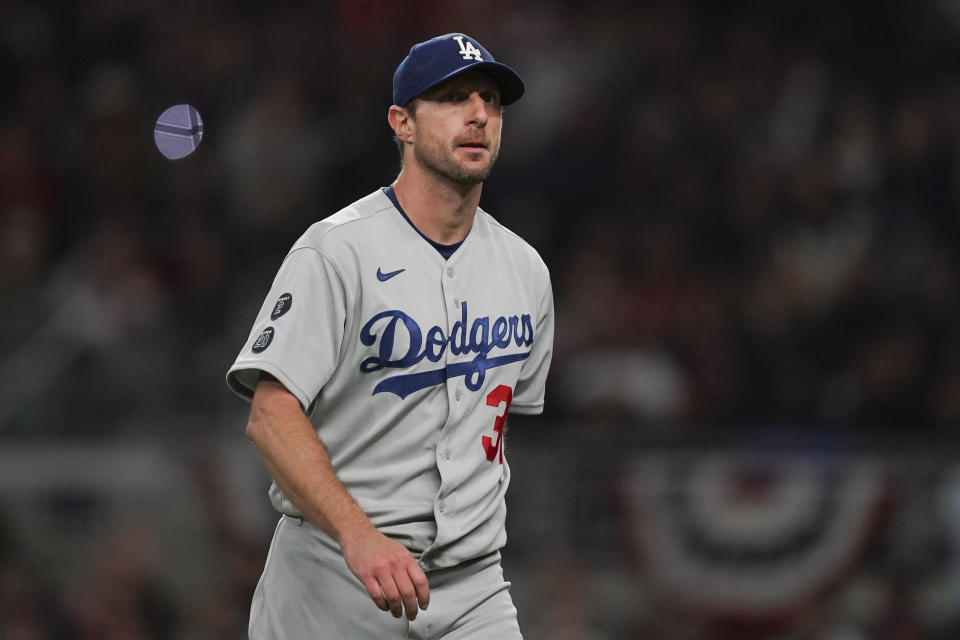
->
[466,93,488,126]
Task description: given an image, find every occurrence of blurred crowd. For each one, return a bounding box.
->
[4,0,960,437]
[4,0,960,637]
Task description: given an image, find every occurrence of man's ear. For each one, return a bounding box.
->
[388,105,415,143]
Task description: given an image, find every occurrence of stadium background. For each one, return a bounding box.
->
[2,1,960,637]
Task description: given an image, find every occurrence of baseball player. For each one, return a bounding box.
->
[226,33,554,638]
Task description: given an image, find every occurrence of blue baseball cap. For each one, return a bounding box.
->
[392,33,525,108]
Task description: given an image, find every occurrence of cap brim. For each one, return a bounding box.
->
[413,61,525,106]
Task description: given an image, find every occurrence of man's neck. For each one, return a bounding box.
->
[392,167,482,246]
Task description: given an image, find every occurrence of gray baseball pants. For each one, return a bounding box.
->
[249,515,523,639]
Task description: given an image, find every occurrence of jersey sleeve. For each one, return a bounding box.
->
[226,247,347,413]
[510,271,554,415]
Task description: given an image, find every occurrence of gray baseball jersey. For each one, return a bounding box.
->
[227,187,554,570]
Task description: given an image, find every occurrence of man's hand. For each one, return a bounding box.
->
[341,527,430,620]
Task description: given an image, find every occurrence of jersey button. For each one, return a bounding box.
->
[455,389,462,401]
[446,267,455,278]
[454,298,460,308]
[438,502,446,514]
[444,449,452,460]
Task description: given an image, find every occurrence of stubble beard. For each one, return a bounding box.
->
[413,139,499,186]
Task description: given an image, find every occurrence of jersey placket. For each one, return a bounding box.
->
[421,256,468,568]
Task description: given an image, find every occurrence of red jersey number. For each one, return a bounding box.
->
[482,385,512,464]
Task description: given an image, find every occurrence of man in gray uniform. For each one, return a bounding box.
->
[227,32,554,638]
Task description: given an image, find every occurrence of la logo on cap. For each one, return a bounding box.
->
[453,35,483,61]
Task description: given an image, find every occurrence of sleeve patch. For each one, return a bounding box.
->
[252,327,275,353]
[271,293,293,320]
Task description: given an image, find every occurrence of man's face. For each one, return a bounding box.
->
[409,71,503,185]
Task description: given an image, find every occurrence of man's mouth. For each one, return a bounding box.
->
[458,141,486,150]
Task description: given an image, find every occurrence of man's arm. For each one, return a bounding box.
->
[246,376,430,621]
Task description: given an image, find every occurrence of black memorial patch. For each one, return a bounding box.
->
[271,293,293,320]
[252,327,275,353]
